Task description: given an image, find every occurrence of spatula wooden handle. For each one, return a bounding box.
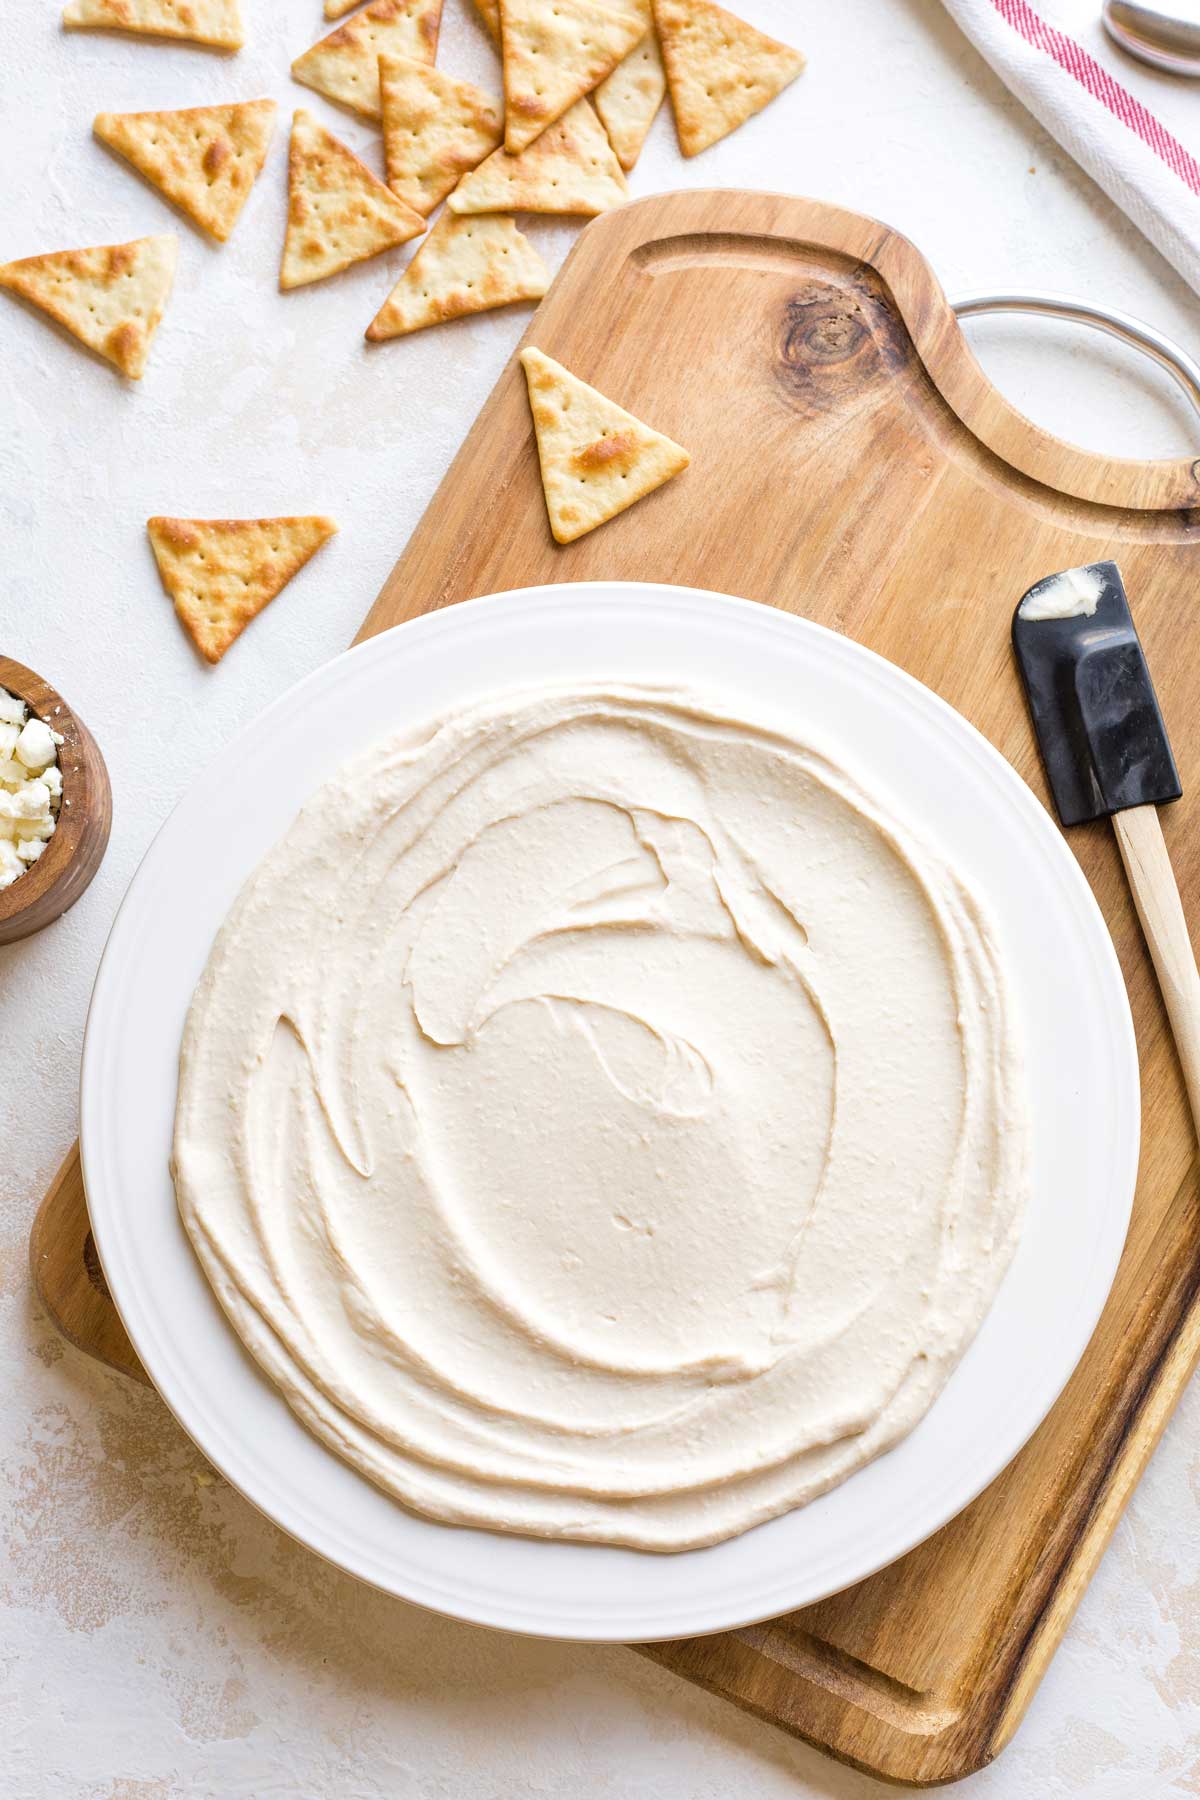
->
[1113,804,1200,1140]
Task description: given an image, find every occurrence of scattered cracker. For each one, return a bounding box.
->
[499,0,645,154]
[292,0,442,122]
[471,0,500,37]
[366,212,547,339]
[147,516,338,663]
[281,109,424,289]
[380,54,502,216]
[448,97,626,216]
[62,0,244,48]
[0,234,177,378]
[93,100,276,243]
[653,0,803,156]
[593,0,664,169]
[519,347,688,542]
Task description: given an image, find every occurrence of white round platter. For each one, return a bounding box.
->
[80,583,1139,1642]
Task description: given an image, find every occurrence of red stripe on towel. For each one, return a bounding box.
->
[989,0,1200,195]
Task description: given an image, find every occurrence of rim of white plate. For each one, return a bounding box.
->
[80,583,1139,1642]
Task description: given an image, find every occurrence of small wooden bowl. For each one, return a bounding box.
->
[0,655,112,946]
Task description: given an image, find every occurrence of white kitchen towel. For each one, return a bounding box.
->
[940,0,1200,293]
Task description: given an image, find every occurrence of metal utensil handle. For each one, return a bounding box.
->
[952,289,1200,425]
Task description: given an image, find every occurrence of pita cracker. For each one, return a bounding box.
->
[281,110,424,289]
[291,0,442,122]
[62,0,244,49]
[471,0,500,38]
[379,55,502,216]
[93,101,275,243]
[653,0,803,156]
[519,347,688,543]
[593,0,664,169]
[366,213,547,339]
[448,98,626,216]
[499,0,645,154]
[0,233,177,378]
[147,516,338,663]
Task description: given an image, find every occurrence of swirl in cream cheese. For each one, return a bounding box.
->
[173,686,1028,1551]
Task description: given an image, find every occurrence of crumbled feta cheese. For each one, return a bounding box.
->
[13,781,50,822]
[15,717,57,772]
[0,685,62,889]
[0,839,22,888]
[0,791,51,842]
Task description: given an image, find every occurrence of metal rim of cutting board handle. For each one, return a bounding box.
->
[952,290,1200,427]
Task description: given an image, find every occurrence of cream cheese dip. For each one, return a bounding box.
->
[173,685,1029,1551]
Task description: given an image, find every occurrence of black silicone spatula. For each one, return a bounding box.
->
[1013,561,1200,1136]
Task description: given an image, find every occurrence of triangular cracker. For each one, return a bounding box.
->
[366,213,548,340]
[448,98,626,216]
[471,0,500,38]
[499,0,645,154]
[593,0,664,169]
[147,516,338,663]
[62,0,244,49]
[653,0,803,156]
[281,110,424,290]
[93,101,276,243]
[291,0,442,122]
[325,0,360,15]
[0,234,177,378]
[380,55,503,216]
[519,347,688,543]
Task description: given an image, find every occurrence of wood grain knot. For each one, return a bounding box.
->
[785,295,865,362]
[775,284,881,413]
[82,1229,111,1301]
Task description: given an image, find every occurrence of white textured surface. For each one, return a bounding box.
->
[1,0,1198,1793]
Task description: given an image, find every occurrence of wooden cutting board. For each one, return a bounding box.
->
[29,191,1200,1787]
